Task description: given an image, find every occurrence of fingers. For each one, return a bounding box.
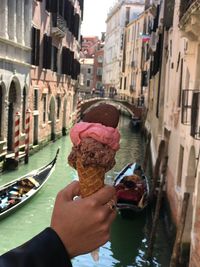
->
[90,185,116,205]
[61,181,81,201]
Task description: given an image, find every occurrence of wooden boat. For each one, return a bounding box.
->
[114,162,150,213]
[0,149,59,219]
[130,116,141,130]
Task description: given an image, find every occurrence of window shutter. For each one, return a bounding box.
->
[191,92,199,137]
[53,47,58,72]
[31,27,36,65]
[43,34,48,68]
[35,29,40,66]
[47,36,52,69]
[46,0,51,12]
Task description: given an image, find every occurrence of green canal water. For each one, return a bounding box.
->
[0,116,171,266]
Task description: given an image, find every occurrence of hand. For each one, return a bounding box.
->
[50,181,117,258]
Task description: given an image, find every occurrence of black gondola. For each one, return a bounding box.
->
[0,148,59,219]
[114,162,150,213]
[130,116,141,131]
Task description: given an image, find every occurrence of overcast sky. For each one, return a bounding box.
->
[81,0,117,37]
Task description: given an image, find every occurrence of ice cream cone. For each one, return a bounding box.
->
[76,156,105,262]
[76,156,105,198]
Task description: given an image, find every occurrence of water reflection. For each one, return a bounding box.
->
[110,214,146,267]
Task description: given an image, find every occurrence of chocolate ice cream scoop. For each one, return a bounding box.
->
[82,103,120,128]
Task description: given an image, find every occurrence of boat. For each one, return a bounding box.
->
[114,162,150,213]
[130,116,141,130]
[0,148,59,219]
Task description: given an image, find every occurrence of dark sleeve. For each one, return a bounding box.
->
[0,227,72,267]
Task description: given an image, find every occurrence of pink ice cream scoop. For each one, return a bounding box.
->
[70,122,120,151]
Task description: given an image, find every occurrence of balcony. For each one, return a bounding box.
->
[179,0,200,41]
[181,89,200,140]
[51,13,66,38]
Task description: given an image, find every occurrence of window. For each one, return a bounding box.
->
[125,7,130,25]
[43,34,52,69]
[97,68,102,76]
[31,27,40,66]
[58,0,64,17]
[177,146,184,187]
[87,68,91,74]
[51,46,58,72]
[43,95,47,123]
[97,56,103,63]
[34,89,38,110]
[86,80,90,87]
[124,77,127,90]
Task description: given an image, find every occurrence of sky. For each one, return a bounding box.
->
[81,0,117,37]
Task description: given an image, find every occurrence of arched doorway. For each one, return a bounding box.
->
[183,146,196,244]
[62,98,67,135]
[49,97,55,141]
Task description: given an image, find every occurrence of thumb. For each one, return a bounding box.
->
[61,181,80,201]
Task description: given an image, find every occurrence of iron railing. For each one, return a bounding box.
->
[52,13,66,35]
[181,89,200,140]
[180,0,196,19]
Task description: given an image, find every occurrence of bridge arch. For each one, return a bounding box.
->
[80,98,144,119]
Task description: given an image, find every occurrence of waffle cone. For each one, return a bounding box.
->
[76,156,105,198]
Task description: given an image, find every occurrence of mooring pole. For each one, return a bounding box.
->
[146,156,168,260]
[169,192,190,267]
[24,109,31,164]
[143,132,151,172]
[151,140,166,198]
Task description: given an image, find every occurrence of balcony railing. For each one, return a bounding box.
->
[191,91,200,140]
[181,89,200,140]
[180,0,196,19]
[52,13,66,38]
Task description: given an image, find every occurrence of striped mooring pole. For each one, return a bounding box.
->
[76,97,82,123]
[24,109,31,164]
[14,112,20,163]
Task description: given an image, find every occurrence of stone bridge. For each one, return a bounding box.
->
[79,97,145,119]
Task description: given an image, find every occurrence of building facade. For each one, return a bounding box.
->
[119,0,200,264]
[0,0,32,160]
[0,0,83,168]
[103,0,145,93]
[144,0,200,265]
[79,57,94,96]
[123,8,153,105]
[79,36,103,97]
[92,39,104,93]
[30,0,82,145]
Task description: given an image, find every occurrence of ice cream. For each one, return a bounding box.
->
[68,104,120,261]
[68,103,120,198]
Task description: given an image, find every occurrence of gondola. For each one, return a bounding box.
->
[0,148,59,219]
[130,116,141,131]
[114,162,150,213]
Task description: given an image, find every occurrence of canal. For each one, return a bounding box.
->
[0,116,172,266]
